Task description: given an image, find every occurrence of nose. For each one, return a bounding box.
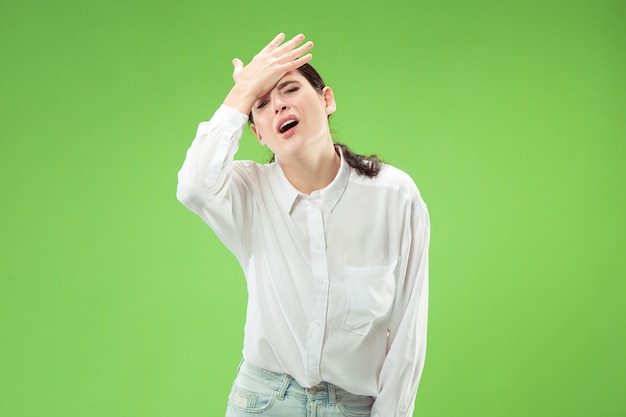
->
[272,92,288,113]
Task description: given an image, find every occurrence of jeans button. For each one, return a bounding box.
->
[309,385,324,394]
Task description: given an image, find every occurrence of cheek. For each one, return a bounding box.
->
[251,117,270,135]
[258,122,272,137]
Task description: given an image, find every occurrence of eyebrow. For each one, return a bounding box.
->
[254,80,302,107]
[276,80,301,90]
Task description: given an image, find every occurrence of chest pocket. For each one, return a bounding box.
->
[343,259,398,336]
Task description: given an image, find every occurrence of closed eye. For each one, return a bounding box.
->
[285,87,299,94]
[256,100,269,109]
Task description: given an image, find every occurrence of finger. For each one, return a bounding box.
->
[261,33,286,52]
[274,33,306,54]
[281,40,313,62]
[281,53,313,72]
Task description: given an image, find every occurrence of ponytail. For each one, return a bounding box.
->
[334,143,382,177]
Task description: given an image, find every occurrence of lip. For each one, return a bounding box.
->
[280,123,298,138]
[275,114,299,136]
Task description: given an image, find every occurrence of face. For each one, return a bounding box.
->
[250,71,336,159]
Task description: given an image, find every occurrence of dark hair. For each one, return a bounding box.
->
[251,62,382,177]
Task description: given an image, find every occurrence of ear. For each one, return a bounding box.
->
[250,123,265,145]
[322,86,337,115]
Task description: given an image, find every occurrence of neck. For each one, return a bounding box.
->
[279,144,340,195]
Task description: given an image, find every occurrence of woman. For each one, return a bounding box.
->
[177,33,430,417]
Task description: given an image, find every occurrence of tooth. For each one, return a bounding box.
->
[281,120,295,129]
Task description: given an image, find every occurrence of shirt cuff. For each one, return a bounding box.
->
[212,104,249,131]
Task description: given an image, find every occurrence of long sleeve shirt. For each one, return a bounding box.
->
[177,104,430,417]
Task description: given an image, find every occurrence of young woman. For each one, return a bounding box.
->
[177,33,430,417]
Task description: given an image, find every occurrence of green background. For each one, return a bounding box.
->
[1,0,624,416]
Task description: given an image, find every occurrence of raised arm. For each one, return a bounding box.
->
[176,33,313,255]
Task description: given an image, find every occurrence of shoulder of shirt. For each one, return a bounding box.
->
[348,163,415,192]
[348,163,427,214]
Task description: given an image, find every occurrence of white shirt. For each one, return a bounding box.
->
[177,105,430,417]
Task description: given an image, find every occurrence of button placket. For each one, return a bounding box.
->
[305,200,329,380]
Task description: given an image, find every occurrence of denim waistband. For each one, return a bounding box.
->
[237,360,351,403]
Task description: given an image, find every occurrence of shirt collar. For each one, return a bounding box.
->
[270,146,350,215]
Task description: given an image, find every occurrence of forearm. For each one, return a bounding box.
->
[223,82,259,116]
[372,210,430,417]
[176,105,247,210]
[371,292,428,417]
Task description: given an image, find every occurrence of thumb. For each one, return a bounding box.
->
[231,58,243,82]
[232,58,243,71]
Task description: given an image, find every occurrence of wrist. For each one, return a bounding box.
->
[223,83,258,116]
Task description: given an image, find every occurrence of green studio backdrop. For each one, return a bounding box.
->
[1,0,624,416]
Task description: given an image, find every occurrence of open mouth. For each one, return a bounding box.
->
[279,119,299,134]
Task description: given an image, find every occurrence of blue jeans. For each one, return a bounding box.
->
[225,361,374,416]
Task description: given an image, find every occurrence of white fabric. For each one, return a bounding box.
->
[177,104,430,417]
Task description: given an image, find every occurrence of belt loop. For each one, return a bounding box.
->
[328,383,337,405]
[275,373,291,401]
